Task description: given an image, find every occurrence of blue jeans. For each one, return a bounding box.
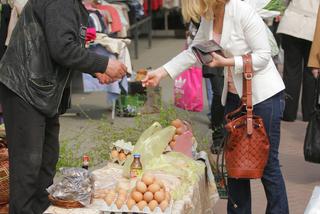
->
[225,92,289,214]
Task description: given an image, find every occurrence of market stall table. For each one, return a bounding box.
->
[45,161,218,214]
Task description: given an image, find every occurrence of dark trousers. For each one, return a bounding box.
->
[209,73,225,128]
[281,34,316,121]
[0,84,60,214]
[204,66,225,129]
[225,92,289,214]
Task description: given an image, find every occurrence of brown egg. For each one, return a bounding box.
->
[104,196,114,206]
[111,149,119,159]
[126,198,136,210]
[119,152,126,161]
[154,191,165,203]
[176,126,187,135]
[171,119,183,128]
[148,200,158,211]
[143,191,153,203]
[136,181,147,193]
[169,141,176,148]
[142,174,155,186]
[160,200,169,211]
[137,200,147,211]
[148,183,160,193]
[115,199,124,209]
[165,191,171,201]
[131,191,143,203]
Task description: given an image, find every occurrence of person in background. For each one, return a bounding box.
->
[142,0,289,213]
[308,5,320,79]
[0,0,127,213]
[277,0,320,121]
[187,19,225,154]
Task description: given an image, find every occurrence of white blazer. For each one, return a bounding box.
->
[163,0,285,106]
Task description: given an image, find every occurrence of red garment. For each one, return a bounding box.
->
[96,4,122,33]
[86,28,96,42]
[144,0,162,13]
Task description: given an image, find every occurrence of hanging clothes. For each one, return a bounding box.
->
[96,4,123,33]
[0,4,11,59]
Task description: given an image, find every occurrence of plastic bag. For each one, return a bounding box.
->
[174,66,203,112]
[305,186,320,214]
[123,123,176,178]
[47,168,94,206]
[144,152,205,200]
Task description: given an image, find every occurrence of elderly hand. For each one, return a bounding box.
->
[141,67,168,87]
[311,68,320,78]
[206,52,234,68]
[105,59,127,80]
[95,73,114,84]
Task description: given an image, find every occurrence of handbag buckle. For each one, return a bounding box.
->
[244,73,253,80]
[246,105,253,111]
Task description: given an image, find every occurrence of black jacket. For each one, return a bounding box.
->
[0,0,109,117]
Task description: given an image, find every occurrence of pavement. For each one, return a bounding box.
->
[61,38,320,214]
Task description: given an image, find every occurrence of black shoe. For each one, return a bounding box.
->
[281,117,296,122]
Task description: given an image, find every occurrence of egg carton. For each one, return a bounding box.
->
[112,140,134,154]
[110,140,134,165]
[101,199,173,214]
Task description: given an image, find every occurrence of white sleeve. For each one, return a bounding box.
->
[233,2,271,74]
[163,19,208,79]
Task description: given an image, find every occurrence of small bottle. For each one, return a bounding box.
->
[82,155,89,170]
[130,154,142,179]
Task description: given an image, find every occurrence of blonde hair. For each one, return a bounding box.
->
[181,0,229,23]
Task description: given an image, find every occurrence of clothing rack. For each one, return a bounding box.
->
[128,0,152,59]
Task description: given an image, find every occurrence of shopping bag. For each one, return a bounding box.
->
[304,79,320,163]
[174,66,203,112]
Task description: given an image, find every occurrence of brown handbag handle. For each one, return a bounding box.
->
[242,54,253,135]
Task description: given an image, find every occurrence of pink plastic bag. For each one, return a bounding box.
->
[174,66,203,112]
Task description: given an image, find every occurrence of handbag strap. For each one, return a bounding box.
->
[241,54,253,135]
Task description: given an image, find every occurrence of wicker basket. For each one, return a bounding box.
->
[0,161,9,205]
[48,195,85,209]
[0,140,8,163]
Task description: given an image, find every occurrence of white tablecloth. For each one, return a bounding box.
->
[45,162,218,214]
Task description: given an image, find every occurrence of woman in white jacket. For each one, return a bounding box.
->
[142,0,288,213]
[277,0,319,122]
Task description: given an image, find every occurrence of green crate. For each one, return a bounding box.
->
[116,94,147,117]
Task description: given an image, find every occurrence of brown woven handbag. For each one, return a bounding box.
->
[224,54,270,179]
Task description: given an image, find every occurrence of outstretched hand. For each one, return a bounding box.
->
[141,68,168,87]
[106,59,127,80]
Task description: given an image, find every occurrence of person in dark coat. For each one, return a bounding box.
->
[0,0,127,213]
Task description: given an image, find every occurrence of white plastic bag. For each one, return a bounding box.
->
[305,186,320,214]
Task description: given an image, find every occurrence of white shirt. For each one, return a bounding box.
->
[163,0,285,106]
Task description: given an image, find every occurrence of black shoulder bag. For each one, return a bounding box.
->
[304,78,320,163]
